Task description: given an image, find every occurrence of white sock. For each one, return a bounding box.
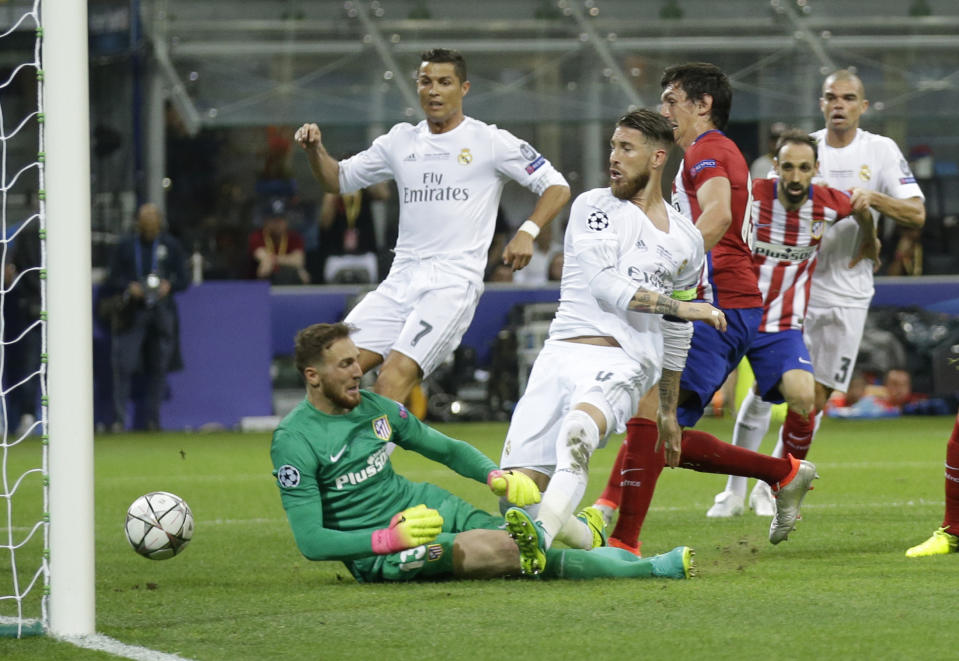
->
[555,514,594,550]
[501,498,540,519]
[725,389,773,499]
[813,409,824,437]
[536,410,600,548]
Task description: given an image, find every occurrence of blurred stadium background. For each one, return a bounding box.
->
[2,0,958,429]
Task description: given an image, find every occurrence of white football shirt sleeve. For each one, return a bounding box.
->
[338,126,401,193]
[567,196,635,312]
[875,138,925,202]
[490,127,568,196]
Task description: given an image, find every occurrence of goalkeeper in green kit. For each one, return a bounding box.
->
[270,322,693,582]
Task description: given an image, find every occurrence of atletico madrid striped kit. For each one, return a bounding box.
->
[750,178,854,332]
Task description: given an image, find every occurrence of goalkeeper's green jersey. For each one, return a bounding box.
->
[270,390,498,562]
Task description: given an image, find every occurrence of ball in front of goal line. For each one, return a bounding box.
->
[124,491,194,560]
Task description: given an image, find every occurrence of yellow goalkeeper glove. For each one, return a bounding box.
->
[370,504,444,554]
[487,469,541,507]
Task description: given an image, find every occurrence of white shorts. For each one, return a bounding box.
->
[803,303,869,392]
[344,260,481,378]
[499,340,657,476]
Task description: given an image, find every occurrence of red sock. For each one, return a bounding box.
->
[597,437,629,508]
[679,428,793,485]
[608,418,664,548]
[781,407,816,460]
[942,413,959,535]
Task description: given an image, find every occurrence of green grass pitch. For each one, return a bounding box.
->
[1,414,956,660]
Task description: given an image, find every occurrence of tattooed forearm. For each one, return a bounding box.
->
[658,368,682,414]
[629,289,680,315]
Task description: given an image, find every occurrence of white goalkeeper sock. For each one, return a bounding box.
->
[723,389,773,499]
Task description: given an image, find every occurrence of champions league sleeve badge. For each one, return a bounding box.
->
[586,209,610,231]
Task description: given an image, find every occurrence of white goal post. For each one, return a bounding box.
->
[43,0,95,637]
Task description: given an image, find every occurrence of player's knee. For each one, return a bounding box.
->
[558,409,601,475]
[787,393,815,419]
[373,363,420,402]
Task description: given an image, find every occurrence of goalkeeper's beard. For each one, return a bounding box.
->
[324,379,361,411]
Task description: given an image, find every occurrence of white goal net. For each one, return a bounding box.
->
[0,0,47,638]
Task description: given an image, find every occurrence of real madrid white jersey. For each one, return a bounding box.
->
[338,116,567,282]
[808,128,924,308]
[548,187,705,368]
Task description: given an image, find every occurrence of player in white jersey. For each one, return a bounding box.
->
[496,109,726,575]
[745,69,926,514]
[294,48,570,405]
[707,130,875,518]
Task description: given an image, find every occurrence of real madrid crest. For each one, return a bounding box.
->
[458,148,473,165]
[858,164,871,182]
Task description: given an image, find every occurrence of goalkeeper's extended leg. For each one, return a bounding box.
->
[543,546,693,579]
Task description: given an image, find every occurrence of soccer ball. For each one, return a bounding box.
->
[124,491,194,560]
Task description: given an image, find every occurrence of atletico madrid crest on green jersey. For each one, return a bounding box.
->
[372,415,392,441]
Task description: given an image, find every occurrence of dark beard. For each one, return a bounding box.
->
[782,186,808,206]
[323,380,360,411]
[611,172,650,200]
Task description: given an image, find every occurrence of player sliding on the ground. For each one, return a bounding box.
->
[269,322,694,581]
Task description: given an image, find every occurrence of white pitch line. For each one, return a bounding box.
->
[649,497,944,513]
[56,633,194,661]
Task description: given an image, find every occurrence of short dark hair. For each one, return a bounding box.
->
[660,62,732,131]
[420,48,467,83]
[775,129,818,162]
[616,109,675,148]
[294,322,354,374]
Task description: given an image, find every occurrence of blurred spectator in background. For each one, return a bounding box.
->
[826,367,938,418]
[249,198,309,284]
[485,206,513,281]
[511,224,556,286]
[104,203,188,431]
[4,216,42,436]
[486,262,514,283]
[886,226,922,276]
[750,122,786,180]
[313,173,389,284]
[547,251,564,281]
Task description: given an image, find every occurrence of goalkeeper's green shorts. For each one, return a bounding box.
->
[348,487,503,583]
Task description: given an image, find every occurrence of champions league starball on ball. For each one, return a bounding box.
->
[124,491,195,560]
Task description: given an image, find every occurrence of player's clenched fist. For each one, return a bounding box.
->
[487,469,541,507]
[370,504,444,554]
[294,123,322,150]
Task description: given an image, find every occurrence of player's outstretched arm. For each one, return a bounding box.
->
[628,290,727,331]
[655,369,684,468]
[850,188,925,230]
[487,469,541,506]
[370,504,444,554]
[849,207,881,270]
[294,123,341,193]
[502,184,571,271]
